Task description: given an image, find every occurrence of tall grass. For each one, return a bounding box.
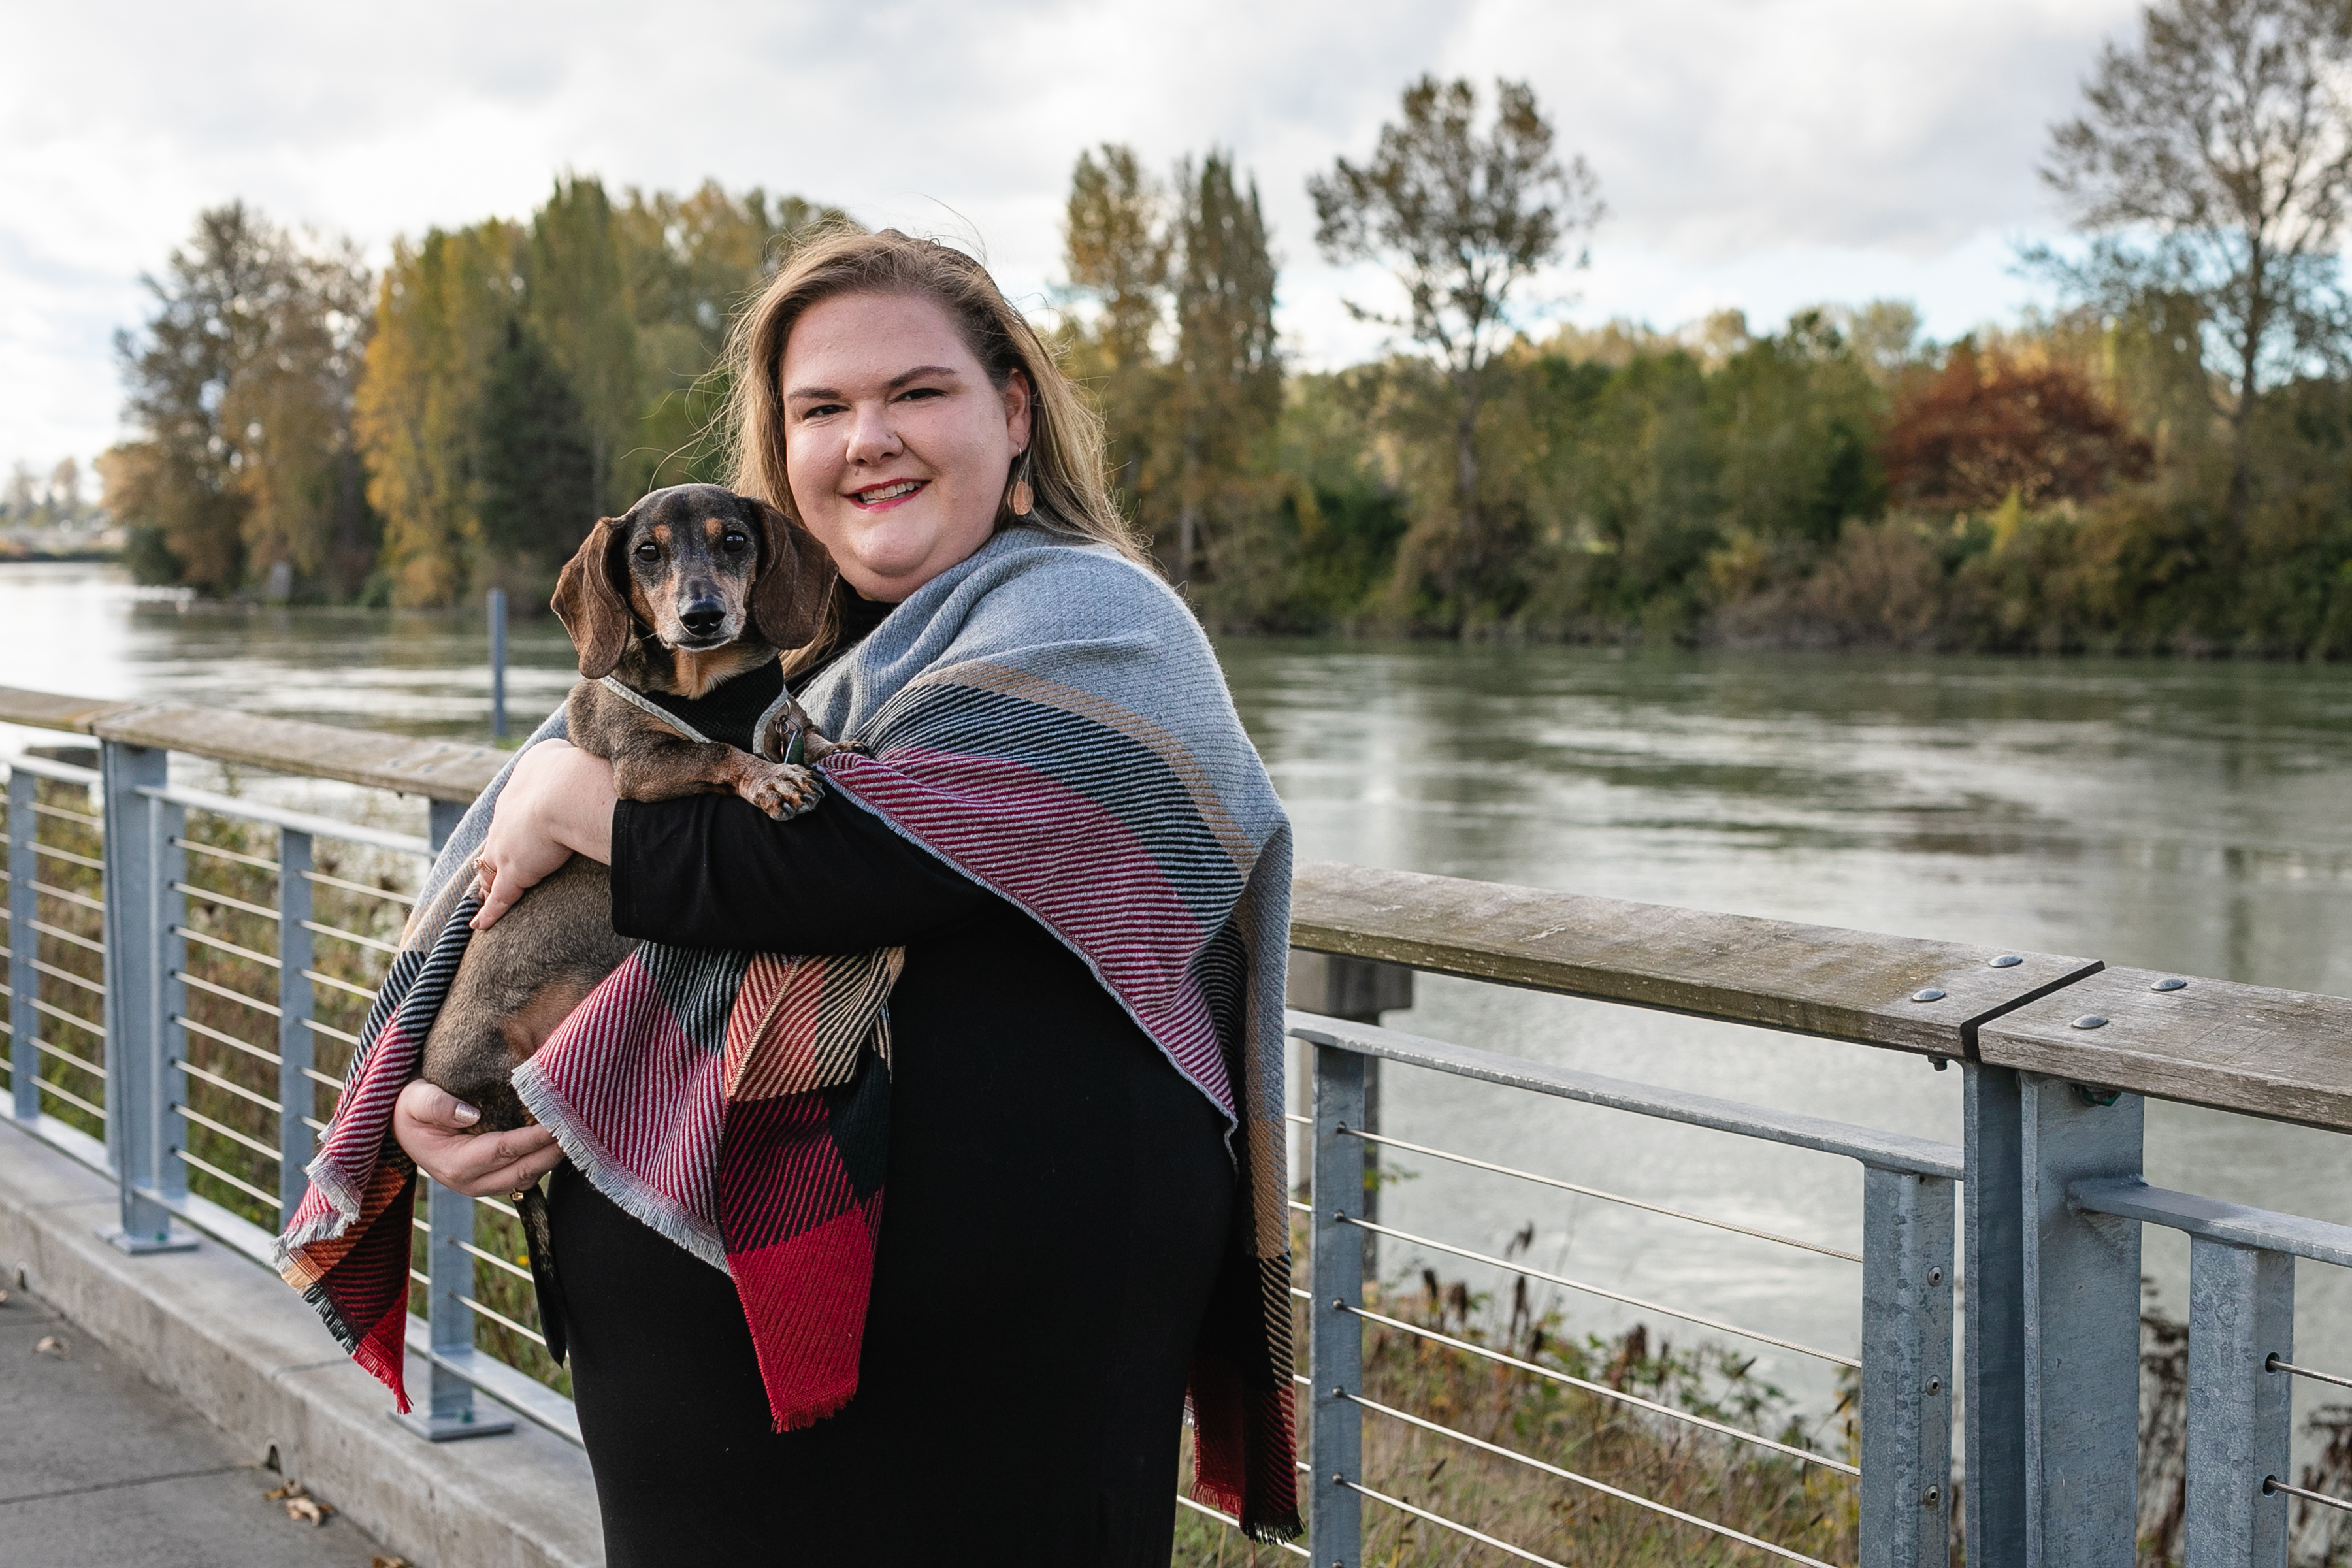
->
[1176,1264,1855,1567]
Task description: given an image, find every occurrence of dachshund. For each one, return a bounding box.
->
[418,484,845,1360]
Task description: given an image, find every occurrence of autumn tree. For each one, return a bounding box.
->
[1884,344,2153,511]
[1310,76,1603,618]
[2037,0,2352,525]
[106,203,373,593]
[354,221,528,605]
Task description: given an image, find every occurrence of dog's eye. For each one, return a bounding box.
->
[721,532,748,553]
[634,542,660,563]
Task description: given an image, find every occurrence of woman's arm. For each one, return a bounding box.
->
[612,790,995,952]
[470,740,615,929]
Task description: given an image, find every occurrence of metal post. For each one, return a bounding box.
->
[398,794,509,1440]
[1310,1041,1366,1568]
[2183,1239,2293,1568]
[487,588,508,742]
[99,741,193,1252]
[8,768,37,1121]
[1861,1165,1955,1568]
[397,1177,513,1441]
[276,828,314,1218]
[2022,1071,2144,1565]
[1965,1062,2028,1563]
[428,800,465,858]
[1290,953,1411,1282]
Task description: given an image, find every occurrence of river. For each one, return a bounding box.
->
[5,561,2349,1436]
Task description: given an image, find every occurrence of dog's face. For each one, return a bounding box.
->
[552,484,836,683]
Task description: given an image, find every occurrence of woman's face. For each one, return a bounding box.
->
[779,290,1032,603]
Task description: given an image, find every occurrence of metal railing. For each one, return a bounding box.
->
[7,683,2352,1566]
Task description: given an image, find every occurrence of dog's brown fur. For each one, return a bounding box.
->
[417,485,840,1358]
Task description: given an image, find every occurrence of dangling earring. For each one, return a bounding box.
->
[1007,449,1034,518]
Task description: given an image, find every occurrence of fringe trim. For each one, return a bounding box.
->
[512,1060,728,1271]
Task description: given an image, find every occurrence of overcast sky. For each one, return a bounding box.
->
[5,0,2144,484]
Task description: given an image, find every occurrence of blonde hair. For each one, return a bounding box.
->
[721,226,1149,666]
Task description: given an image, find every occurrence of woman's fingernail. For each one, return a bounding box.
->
[453,1103,480,1126]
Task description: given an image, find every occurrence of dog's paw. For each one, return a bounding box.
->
[740,761,823,821]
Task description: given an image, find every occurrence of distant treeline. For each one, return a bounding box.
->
[97,18,2352,656]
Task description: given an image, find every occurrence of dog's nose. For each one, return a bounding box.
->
[680,600,725,640]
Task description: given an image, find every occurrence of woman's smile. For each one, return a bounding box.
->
[846,478,930,511]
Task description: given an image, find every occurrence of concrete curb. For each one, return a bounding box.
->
[0,1122,603,1568]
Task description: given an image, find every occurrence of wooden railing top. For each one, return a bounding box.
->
[5,684,2345,1133]
[0,685,505,803]
[1292,860,2352,1135]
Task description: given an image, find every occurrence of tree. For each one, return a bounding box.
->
[527,177,640,517]
[477,319,597,587]
[1309,76,1603,618]
[355,221,527,605]
[618,183,844,490]
[106,203,372,593]
[1884,344,2153,511]
[2038,0,2352,525]
[1169,152,1281,583]
[1063,144,1173,515]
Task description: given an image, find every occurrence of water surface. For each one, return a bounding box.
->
[6,563,2349,1434]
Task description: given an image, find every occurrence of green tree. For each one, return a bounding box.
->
[1169,152,1281,584]
[106,203,372,593]
[1063,144,1174,517]
[616,183,845,491]
[527,177,640,516]
[477,319,597,593]
[2037,0,2352,527]
[1309,76,1603,621]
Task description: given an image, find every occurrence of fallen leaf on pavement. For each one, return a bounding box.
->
[286,1494,331,1526]
[263,1478,304,1501]
[33,1335,67,1358]
[372,1557,414,1568]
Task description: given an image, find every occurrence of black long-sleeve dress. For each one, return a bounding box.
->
[544,610,1237,1567]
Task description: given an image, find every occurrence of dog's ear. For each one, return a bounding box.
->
[747,498,838,650]
[551,517,633,679]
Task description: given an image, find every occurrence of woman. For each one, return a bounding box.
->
[334,231,1298,1564]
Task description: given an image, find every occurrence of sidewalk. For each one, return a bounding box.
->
[0,1282,392,1568]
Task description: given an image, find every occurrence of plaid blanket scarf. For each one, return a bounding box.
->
[276,526,1301,1539]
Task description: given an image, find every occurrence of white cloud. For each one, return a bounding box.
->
[3,0,2143,472]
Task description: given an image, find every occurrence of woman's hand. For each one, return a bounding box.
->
[471,739,617,929]
[391,1079,563,1197]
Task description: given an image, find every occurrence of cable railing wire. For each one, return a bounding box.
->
[172,1102,282,1162]
[304,921,401,958]
[30,916,105,955]
[35,1076,106,1122]
[1173,1494,1312,1558]
[28,957,105,997]
[2266,1475,2352,1514]
[1285,1112,1861,1264]
[302,869,416,906]
[1338,1213,1859,1368]
[174,1147,282,1210]
[31,879,103,914]
[174,837,278,874]
[175,926,280,969]
[1345,1299,1856,1475]
[31,1037,105,1079]
[176,1057,278,1113]
[31,996,103,1037]
[172,882,279,923]
[173,1014,280,1066]
[174,970,280,1017]
[456,1292,548,1349]
[1345,1397,1840,1568]
[2268,1354,2352,1393]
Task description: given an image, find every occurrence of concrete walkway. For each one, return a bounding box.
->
[0,1283,393,1568]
